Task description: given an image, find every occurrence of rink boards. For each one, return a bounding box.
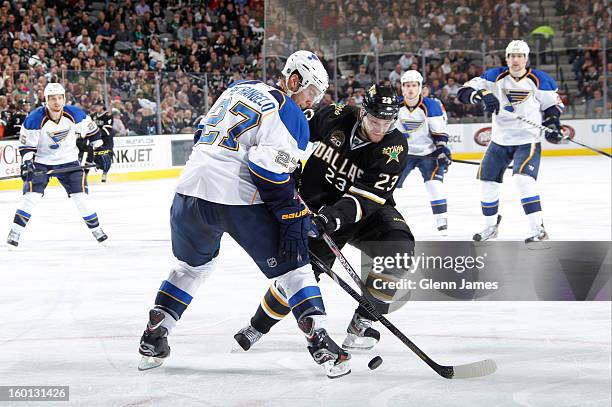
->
[0,118,610,190]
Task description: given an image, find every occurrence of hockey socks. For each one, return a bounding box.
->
[250,281,290,334]
[154,260,216,332]
[514,174,544,231]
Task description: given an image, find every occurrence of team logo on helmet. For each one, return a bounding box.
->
[363,85,400,120]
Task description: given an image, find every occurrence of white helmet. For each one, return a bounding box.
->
[400,70,423,87]
[282,50,329,103]
[506,40,530,58]
[44,82,66,105]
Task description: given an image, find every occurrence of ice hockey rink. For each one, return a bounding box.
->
[0,155,610,407]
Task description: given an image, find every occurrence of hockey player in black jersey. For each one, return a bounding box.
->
[235,85,415,352]
[77,106,114,180]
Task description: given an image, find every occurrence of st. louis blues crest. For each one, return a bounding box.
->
[47,128,70,149]
[503,89,531,112]
[399,120,424,139]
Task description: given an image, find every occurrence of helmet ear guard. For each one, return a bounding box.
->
[362,84,400,121]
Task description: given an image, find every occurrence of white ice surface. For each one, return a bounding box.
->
[0,156,610,406]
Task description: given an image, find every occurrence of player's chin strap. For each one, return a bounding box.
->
[309,246,498,380]
[500,110,611,158]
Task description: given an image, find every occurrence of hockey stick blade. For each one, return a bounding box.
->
[311,249,497,379]
[451,359,498,379]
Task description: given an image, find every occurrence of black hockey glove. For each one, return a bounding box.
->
[472,90,500,115]
[542,115,564,144]
[93,148,112,172]
[311,205,340,238]
[433,145,452,169]
[274,200,312,261]
[20,160,35,182]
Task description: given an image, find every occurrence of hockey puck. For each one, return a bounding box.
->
[368,356,383,370]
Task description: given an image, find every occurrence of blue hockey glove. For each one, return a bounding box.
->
[433,145,452,168]
[472,90,500,115]
[20,160,35,182]
[274,201,312,261]
[311,205,340,238]
[542,115,564,144]
[93,148,112,172]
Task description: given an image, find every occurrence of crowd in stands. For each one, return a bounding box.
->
[0,0,609,140]
[558,0,610,118]
[0,0,264,138]
[273,0,537,119]
[272,0,609,120]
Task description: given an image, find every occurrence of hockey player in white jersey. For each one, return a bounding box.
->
[458,40,565,244]
[395,70,452,234]
[6,83,112,248]
[138,51,352,378]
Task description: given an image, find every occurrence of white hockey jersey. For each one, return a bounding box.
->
[462,67,564,146]
[19,105,100,165]
[176,80,311,205]
[395,96,449,155]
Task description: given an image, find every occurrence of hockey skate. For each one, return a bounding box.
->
[473,215,502,242]
[233,325,263,351]
[138,309,171,371]
[91,227,108,244]
[6,229,20,249]
[436,217,448,236]
[342,312,381,350]
[525,224,551,249]
[299,316,351,379]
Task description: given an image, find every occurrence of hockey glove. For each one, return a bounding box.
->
[275,201,312,261]
[93,148,112,172]
[311,205,340,238]
[472,90,500,115]
[20,160,35,182]
[433,145,452,169]
[542,115,564,144]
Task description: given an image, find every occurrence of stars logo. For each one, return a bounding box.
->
[382,145,404,164]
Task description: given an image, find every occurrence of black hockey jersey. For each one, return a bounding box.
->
[300,103,408,225]
[92,111,114,150]
[77,111,114,162]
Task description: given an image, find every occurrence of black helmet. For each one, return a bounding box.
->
[362,85,400,120]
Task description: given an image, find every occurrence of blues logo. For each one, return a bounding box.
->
[399,120,424,138]
[503,89,531,112]
[47,128,70,150]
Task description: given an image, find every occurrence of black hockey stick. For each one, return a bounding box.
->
[0,164,97,181]
[312,236,409,314]
[406,154,513,170]
[310,248,497,379]
[567,139,612,158]
[501,110,612,158]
